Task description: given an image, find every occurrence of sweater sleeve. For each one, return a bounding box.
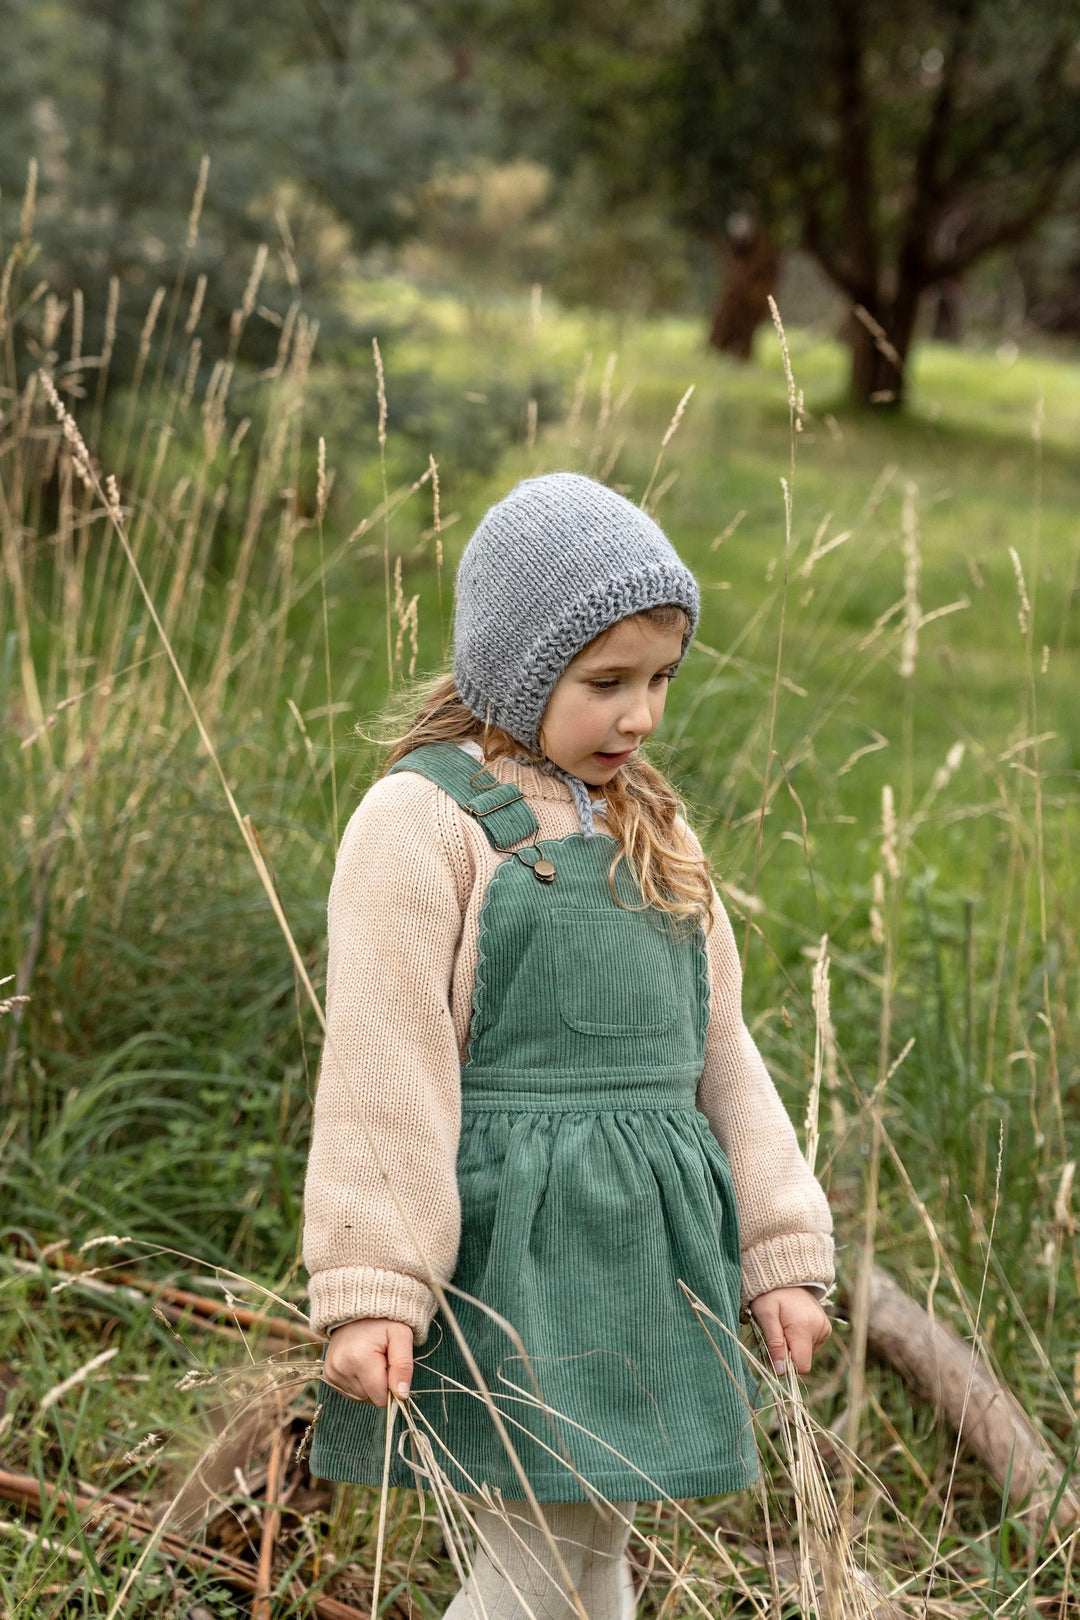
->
[302,771,466,1343]
[682,826,835,1308]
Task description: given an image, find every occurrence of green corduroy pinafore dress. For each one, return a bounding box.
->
[308,743,759,1502]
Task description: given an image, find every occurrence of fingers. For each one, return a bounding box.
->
[322,1318,415,1407]
[749,1296,789,1376]
[386,1319,414,1402]
[750,1288,833,1377]
[812,1309,833,1352]
[322,1335,380,1405]
[781,1316,814,1375]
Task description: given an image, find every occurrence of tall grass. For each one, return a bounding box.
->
[1,160,1078,1614]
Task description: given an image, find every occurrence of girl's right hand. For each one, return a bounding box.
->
[322,1317,414,1407]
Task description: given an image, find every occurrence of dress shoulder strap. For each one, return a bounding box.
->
[387,742,540,852]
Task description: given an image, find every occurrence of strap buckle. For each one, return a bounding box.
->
[466,797,526,821]
[463,763,526,818]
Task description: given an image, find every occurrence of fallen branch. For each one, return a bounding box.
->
[0,1467,367,1619]
[11,1257,256,1348]
[33,1250,320,1345]
[862,1265,1079,1533]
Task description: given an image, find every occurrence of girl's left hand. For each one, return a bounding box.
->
[749,1286,832,1377]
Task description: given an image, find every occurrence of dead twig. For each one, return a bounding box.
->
[251,1416,286,1620]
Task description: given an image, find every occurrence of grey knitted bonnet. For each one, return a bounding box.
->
[453,471,701,757]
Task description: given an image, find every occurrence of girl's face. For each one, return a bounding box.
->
[538,614,685,787]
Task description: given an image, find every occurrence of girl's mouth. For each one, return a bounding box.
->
[594,749,634,763]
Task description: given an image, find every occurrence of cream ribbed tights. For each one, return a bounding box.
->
[441,1496,638,1620]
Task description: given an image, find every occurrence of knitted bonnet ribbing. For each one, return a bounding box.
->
[453,472,701,757]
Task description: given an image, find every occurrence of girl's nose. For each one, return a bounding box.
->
[620,691,654,736]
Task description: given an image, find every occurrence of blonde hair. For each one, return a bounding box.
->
[365,606,716,932]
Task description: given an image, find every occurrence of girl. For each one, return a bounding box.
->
[302,471,834,1617]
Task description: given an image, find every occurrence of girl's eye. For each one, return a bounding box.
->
[588,672,676,691]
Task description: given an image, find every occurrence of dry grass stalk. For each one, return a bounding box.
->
[373,334,394,687]
[185,154,210,258]
[640,383,694,511]
[682,1283,914,1616]
[599,430,627,481]
[806,933,842,1173]
[428,450,449,658]
[565,348,592,437]
[38,1348,120,1414]
[851,303,904,370]
[36,369,328,1049]
[709,507,747,551]
[588,349,619,470]
[231,243,269,347]
[1008,546,1032,639]
[899,481,921,680]
[743,300,800,969]
[392,552,420,679]
[347,1286,830,1618]
[797,511,853,578]
[184,272,206,337]
[370,1398,398,1618]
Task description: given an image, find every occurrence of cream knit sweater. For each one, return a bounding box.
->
[302,751,835,1343]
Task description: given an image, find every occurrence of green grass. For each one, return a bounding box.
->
[1,240,1078,1614]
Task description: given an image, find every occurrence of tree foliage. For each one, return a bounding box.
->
[0,0,487,326]
[660,0,1080,400]
[460,0,1080,401]
[4,0,1080,407]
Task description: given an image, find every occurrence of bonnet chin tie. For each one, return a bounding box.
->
[512,755,597,839]
[556,768,599,839]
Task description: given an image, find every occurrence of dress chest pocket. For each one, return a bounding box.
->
[542,906,683,1037]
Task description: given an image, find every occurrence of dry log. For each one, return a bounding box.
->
[864,1265,1079,1532]
[0,1467,367,1620]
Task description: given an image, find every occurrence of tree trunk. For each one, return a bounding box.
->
[708,224,782,360]
[98,0,128,176]
[931,277,964,342]
[846,281,923,408]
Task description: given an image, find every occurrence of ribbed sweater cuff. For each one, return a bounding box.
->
[740,1232,836,1309]
[307,1266,439,1344]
